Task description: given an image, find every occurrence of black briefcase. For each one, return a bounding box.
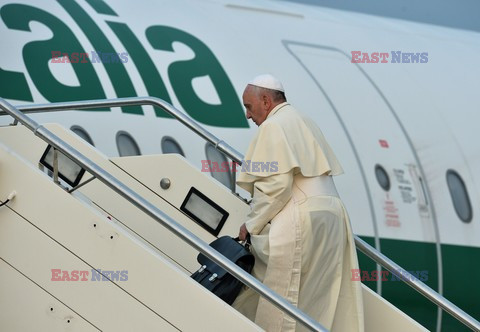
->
[191,236,255,305]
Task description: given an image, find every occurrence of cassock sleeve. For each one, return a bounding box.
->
[245,169,294,235]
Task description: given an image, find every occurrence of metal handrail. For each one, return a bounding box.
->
[2,97,479,331]
[0,97,327,332]
[1,97,244,164]
[1,97,244,194]
[355,237,480,331]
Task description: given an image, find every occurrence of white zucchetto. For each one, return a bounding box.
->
[248,74,285,93]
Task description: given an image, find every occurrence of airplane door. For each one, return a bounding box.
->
[285,41,436,242]
[284,42,442,319]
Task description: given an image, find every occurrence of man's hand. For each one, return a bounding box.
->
[238,223,249,241]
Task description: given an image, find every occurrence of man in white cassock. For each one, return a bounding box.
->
[233,74,364,331]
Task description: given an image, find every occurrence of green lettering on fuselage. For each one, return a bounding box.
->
[58,0,141,114]
[0,4,107,110]
[0,2,248,128]
[107,21,174,119]
[146,26,248,128]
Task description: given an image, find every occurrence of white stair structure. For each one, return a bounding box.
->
[0,97,478,332]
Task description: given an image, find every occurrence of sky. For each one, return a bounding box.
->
[286,0,480,33]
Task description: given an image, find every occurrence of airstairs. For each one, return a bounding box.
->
[0,97,478,332]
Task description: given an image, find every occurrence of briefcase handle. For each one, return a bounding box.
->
[233,234,251,250]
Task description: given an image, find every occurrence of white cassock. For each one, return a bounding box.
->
[233,102,364,332]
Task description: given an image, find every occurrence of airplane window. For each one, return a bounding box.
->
[70,125,94,146]
[446,170,473,223]
[205,143,233,190]
[161,136,185,156]
[116,131,141,157]
[375,164,390,191]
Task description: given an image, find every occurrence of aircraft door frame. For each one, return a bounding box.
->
[282,41,442,324]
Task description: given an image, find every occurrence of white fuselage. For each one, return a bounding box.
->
[1,0,479,330]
